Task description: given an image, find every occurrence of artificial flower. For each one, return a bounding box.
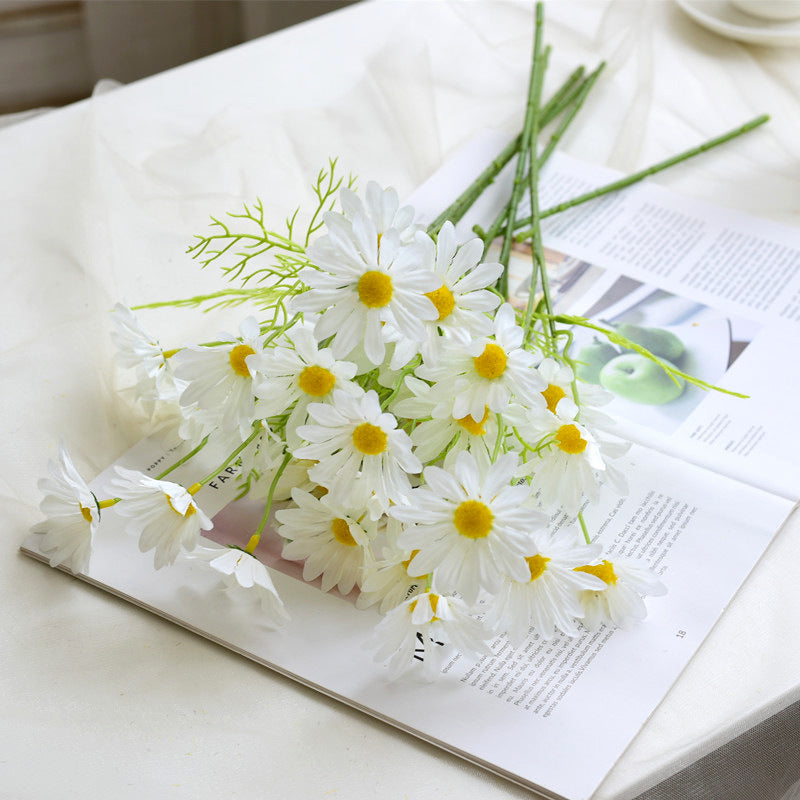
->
[292,185,440,365]
[294,389,421,517]
[251,324,359,449]
[368,591,490,680]
[32,444,98,573]
[417,303,546,423]
[576,557,667,630]
[110,467,212,569]
[391,451,547,603]
[483,529,605,645]
[198,544,289,628]
[173,315,264,438]
[276,487,375,594]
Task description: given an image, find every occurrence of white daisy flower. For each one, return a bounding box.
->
[32,444,98,573]
[483,529,605,646]
[276,487,375,594]
[291,184,440,366]
[110,467,213,569]
[356,517,426,613]
[110,303,181,408]
[391,375,498,471]
[251,325,359,449]
[192,544,289,628]
[407,222,502,364]
[391,451,547,603]
[417,303,545,423]
[368,591,490,680]
[518,412,629,517]
[337,181,419,243]
[173,316,264,438]
[576,557,667,630]
[294,389,421,516]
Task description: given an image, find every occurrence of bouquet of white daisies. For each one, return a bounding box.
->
[33,4,761,679]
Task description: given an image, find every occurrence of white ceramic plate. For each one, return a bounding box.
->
[676,0,800,45]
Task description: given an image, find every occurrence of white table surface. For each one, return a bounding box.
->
[3,1,800,798]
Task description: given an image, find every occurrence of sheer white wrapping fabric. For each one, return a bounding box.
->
[3,2,800,798]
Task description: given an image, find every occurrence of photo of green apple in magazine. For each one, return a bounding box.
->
[504,243,758,436]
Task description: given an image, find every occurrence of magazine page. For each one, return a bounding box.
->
[412,134,800,500]
[20,436,795,800]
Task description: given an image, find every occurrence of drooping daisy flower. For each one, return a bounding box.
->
[386,223,502,367]
[251,325,359,449]
[356,517,426,613]
[368,591,490,680]
[391,451,546,603]
[483,529,605,645]
[576,557,667,630]
[109,303,181,408]
[276,487,375,594]
[110,467,213,569]
[517,412,629,517]
[32,444,98,573]
[291,184,440,365]
[417,303,546,423]
[192,544,289,628]
[173,316,264,438]
[294,389,421,516]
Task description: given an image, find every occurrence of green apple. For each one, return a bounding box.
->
[616,323,685,362]
[575,339,620,384]
[599,354,686,405]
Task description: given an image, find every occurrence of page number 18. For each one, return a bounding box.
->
[675,630,687,639]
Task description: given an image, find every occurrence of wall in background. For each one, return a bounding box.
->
[0,0,357,114]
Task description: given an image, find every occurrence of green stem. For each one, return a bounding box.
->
[246,451,293,552]
[194,425,262,490]
[515,114,770,239]
[156,436,210,481]
[498,16,548,299]
[425,64,586,238]
[578,511,591,545]
[475,63,603,253]
[523,5,551,347]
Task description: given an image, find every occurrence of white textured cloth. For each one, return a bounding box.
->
[3,2,800,798]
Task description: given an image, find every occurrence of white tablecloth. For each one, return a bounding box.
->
[3,2,800,798]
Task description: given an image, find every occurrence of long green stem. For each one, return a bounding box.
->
[425,64,586,238]
[156,436,209,481]
[498,17,548,299]
[515,114,770,239]
[245,451,293,553]
[475,62,603,252]
[193,425,262,491]
[578,511,591,545]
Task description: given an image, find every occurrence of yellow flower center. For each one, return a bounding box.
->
[575,559,618,585]
[473,343,507,380]
[555,424,588,454]
[526,554,551,582]
[297,365,336,397]
[410,593,439,620]
[542,384,566,414]
[424,283,456,321]
[166,495,197,517]
[79,505,94,523]
[331,517,357,546]
[229,344,256,377]
[357,270,393,308]
[453,499,493,539]
[352,422,388,455]
[456,406,490,436]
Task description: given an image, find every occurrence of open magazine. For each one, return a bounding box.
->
[21,137,799,800]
